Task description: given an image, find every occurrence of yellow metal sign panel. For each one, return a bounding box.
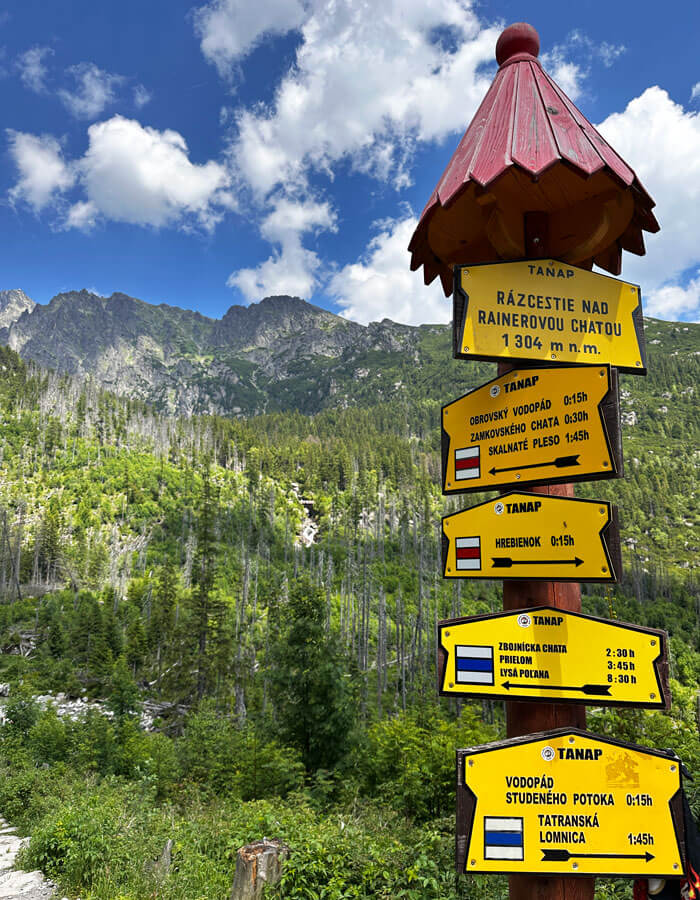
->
[438,606,668,709]
[453,260,647,374]
[442,492,621,583]
[457,729,684,878]
[442,365,621,494]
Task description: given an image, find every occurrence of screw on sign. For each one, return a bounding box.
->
[405,18,687,900]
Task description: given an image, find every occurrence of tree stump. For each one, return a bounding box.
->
[230,839,289,900]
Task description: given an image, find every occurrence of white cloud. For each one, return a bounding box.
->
[259,196,335,243]
[133,84,152,108]
[16,45,52,93]
[6,117,234,232]
[597,87,700,317]
[16,50,149,118]
[328,217,450,325]
[646,273,700,321]
[539,49,584,101]
[6,130,74,212]
[598,41,626,68]
[78,116,234,230]
[229,1,499,196]
[328,82,700,324]
[216,0,501,307]
[64,200,98,231]
[691,82,700,102]
[194,0,306,78]
[217,8,641,316]
[229,244,322,301]
[58,63,124,119]
[541,33,625,102]
[229,196,335,300]
[222,10,638,315]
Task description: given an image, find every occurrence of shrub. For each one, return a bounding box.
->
[2,692,39,736]
[354,706,497,822]
[22,784,146,888]
[0,765,70,830]
[28,707,68,765]
[178,702,304,800]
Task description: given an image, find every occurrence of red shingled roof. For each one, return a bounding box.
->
[409,23,659,296]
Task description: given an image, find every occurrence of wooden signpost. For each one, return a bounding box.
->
[408,19,690,900]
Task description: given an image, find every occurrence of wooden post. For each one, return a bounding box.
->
[408,20,660,896]
[500,212,594,900]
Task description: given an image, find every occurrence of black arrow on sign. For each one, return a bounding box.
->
[492,557,583,568]
[501,681,611,696]
[541,849,654,863]
[489,455,580,476]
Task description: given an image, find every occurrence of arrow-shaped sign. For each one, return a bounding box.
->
[492,556,584,568]
[442,492,621,583]
[457,729,683,877]
[501,681,611,696]
[438,607,668,708]
[541,849,654,863]
[489,455,579,476]
[442,365,622,495]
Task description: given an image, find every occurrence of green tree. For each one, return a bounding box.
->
[103,603,123,658]
[125,616,147,675]
[47,610,65,659]
[148,562,177,659]
[191,459,219,700]
[268,573,354,772]
[107,655,141,720]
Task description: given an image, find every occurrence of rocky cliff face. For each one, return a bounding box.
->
[0,289,35,330]
[0,289,424,416]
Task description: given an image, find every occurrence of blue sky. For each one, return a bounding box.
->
[2,0,700,324]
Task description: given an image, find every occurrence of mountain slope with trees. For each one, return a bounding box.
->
[0,307,696,898]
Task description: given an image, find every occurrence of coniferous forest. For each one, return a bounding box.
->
[0,313,697,898]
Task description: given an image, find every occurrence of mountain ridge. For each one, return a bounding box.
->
[0,288,423,416]
[1,287,698,430]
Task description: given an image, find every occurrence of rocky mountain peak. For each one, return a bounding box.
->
[0,286,422,417]
[0,289,35,330]
[221,294,338,327]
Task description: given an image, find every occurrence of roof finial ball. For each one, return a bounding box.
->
[495,22,540,66]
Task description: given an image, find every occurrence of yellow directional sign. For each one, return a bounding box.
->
[442,492,621,583]
[457,729,685,878]
[438,606,668,709]
[442,365,621,494]
[453,260,647,374]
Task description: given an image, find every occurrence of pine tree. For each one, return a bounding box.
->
[268,573,354,772]
[107,655,141,720]
[191,458,218,700]
[125,616,147,675]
